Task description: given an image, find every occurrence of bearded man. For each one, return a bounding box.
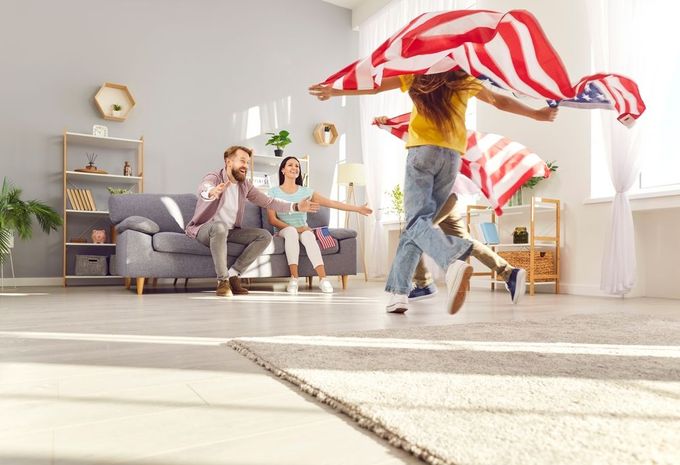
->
[186,146,319,297]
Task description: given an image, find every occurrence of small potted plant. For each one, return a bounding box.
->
[265,130,292,157]
[508,161,559,206]
[111,104,122,118]
[0,177,63,262]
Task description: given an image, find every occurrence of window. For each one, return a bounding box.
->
[590,1,680,199]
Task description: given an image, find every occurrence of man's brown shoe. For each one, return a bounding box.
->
[229,276,249,295]
[216,279,233,297]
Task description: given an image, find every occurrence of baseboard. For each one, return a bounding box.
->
[0,277,63,287]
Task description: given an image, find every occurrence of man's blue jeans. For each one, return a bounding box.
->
[385,145,472,295]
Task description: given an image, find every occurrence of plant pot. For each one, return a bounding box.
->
[274,149,284,157]
[112,110,122,118]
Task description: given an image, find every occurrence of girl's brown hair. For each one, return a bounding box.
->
[408,70,478,135]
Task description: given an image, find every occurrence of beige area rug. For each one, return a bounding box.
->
[228,314,680,465]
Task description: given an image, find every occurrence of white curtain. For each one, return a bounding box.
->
[358,0,475,278]
[592,0,669,294]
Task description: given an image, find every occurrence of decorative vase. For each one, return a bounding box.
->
[508,188,523,207]
[274,149,283,157]
[91,229,106,244]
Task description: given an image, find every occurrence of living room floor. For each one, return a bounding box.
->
[1,279,677,465]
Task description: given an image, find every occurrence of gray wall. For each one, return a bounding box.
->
[1,0,361,278]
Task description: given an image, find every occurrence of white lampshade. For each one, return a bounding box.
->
[337,163,366,186]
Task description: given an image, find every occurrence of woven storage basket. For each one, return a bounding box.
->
[498,250,555,281]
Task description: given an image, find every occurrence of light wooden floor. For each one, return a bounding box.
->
[0,279,677,465]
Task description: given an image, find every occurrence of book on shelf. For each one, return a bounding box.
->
[479,222,500,245]
[67,188,96,211]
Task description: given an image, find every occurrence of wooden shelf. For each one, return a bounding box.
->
[65,132,142,149]
[93,83,136,121]
[63,129,143,287]
[467,196,561,296]
[313,122,338,146]
[66,171,142,183]
[66,209,110,215]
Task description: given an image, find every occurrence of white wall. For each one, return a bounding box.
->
[476,0,679,298]
[1,0,361,278]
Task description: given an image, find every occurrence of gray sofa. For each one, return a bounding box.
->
[108,193,358,294]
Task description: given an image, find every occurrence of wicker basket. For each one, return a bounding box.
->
[498,250,555,281]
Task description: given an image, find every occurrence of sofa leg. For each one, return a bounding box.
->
[307,276,313,289]
[124,277,131,290]
[341,275,348,290]
[185,278,189,287]
[136,277,145,295]
[173,278,178,287]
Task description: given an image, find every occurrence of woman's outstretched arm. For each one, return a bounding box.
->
[311,192,372,216]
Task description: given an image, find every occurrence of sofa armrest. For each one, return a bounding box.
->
[114,229,154,277]
[328,228,357,240]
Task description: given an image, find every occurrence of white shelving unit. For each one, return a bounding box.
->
[62,131,144,286]
[249,154,310,190]
[466,197,561,295]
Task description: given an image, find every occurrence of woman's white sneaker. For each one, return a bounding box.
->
[318,278,334,293]
[286,278,299,294]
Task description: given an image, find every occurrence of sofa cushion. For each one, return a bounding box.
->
[109,194,198,233]
[116,216,160,235]
[153,232,211,255]
[152,231,342,257]
[242,202,263,229]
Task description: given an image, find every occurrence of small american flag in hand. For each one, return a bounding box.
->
[315,227,337,250]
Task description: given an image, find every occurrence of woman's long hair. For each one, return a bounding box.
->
[278,156,303,186]
[409,70,478,135]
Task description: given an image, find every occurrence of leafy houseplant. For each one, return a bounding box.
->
[386,184,405,230]
[265,130,292,157]
[107,187,132,195]
[508,161,559,206]
[111,104,122,117]
[0,177,63,263]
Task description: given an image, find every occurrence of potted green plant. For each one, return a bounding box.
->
[265,130,292,157]
[508,161,559,206]
[111,104,122,118]
[0,177,63,262]
[385,184,405,230]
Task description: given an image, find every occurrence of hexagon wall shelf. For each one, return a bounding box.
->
[94,82,136,122]
[313,122,338,146]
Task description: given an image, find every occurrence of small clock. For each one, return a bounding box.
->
[92,124,108,137]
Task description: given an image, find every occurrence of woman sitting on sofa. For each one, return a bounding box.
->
[268,156,372,294]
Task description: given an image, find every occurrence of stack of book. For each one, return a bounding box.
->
[67,188,97,211]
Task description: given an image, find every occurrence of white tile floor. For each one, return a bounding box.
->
[1,279,677,465]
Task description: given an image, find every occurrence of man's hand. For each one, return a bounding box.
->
[373,116,389,125]
[296,226,312,234]
[308,83,335,101]
[535,107,559,122]
[209,183,226,199]
[297,197,320,213]
[355,203,373,216]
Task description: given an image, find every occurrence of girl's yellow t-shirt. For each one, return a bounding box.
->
[399,74,483,154]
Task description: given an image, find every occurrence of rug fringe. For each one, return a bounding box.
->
[228,340,453,465]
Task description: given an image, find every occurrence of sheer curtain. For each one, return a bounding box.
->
[358,0,475,278]
[591,0,669,294]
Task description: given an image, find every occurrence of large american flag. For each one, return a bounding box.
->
[374,116,549,215]
[323,9,645,126]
